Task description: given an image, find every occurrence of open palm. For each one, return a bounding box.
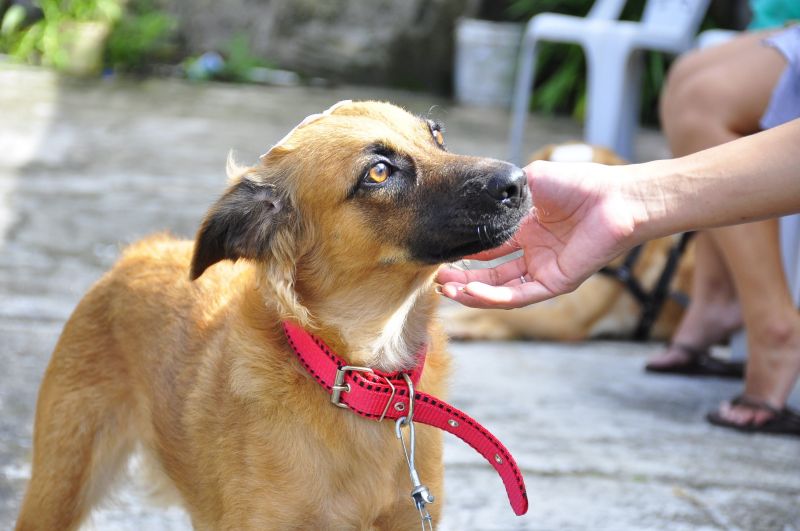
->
[437,161,639,309]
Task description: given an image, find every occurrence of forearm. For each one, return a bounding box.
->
[628,118,800,243]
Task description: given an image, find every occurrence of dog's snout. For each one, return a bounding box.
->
[486,166,527,203]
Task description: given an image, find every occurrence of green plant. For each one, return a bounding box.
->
[1,5,27,39]
[105,0,177,72]
[2,0,121,70]
[220,33,273,82]
[506,0,591,19]
[1,0,177,74]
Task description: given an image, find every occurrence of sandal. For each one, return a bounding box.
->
[706,395,800,437]
[645,343,745,379]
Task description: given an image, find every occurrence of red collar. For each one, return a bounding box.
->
[282,321,528,516]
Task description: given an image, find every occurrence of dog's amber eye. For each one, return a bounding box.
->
[433,129,444,147]
[368,162,391,183]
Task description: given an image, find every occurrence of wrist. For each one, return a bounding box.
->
[612,161,669,246]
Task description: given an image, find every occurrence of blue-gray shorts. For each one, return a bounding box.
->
[761,25,800,129]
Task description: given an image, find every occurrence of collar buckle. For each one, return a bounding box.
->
[331,365,373,408]
[331,365,398,423]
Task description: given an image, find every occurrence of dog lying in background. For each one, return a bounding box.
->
[15,101,530,530]
[442,142,694,341]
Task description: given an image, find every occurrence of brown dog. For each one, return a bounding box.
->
[15,101,529,530]
[442,142,693,341]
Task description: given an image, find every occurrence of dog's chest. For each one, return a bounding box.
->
[257,418,412,525]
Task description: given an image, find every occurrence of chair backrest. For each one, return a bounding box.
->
[587,0,627,19]
[642,0,710,39]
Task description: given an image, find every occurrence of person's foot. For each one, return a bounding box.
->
[646,343,700,371]
[716,397,777,426]
[645,343,744,377]
[646,299,742,370]
[707,395,800,436]
[712,312,800,428]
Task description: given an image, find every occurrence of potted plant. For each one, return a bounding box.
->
[2,0,120,76]
[453,12,523,107]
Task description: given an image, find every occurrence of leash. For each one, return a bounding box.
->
[599,232,694,340]
[395,373,435,530]
[282,321,529,520]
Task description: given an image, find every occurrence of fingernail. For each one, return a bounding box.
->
[439,285,463,298]
[434,285,443,295]
[448,262,465,271]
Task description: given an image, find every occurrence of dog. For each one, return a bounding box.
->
[14,100,530,530]
[441,142,694,342]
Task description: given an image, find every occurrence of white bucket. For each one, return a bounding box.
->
[454,18,523,107]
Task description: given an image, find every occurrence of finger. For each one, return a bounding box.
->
[439,280,556,309]
[464,281,555,308]
[462,239,522,262]
[435,264,469,285]
[435,256,528,287]
[438,283,512,309]
[438,266,532,299]
[502,274,532,287]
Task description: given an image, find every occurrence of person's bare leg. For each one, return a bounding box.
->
[711,221,800,424]
[661,30,778,145]
[659,30,799,424]
[646,233,741,368]
[645,33,779,368]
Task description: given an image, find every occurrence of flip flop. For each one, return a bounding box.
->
[645,343,745,379]
[707,395,800,437]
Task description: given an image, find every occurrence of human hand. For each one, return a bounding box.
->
[436,160,644,308]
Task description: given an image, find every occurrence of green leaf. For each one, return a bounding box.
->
[1,5,26,36]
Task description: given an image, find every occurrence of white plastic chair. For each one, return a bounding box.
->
[508,0,710,163]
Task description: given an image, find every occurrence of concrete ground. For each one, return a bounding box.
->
[1,65,798,531]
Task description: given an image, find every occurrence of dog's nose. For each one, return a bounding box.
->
[486,166,527,203]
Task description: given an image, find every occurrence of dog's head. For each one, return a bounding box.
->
[190,100,529,322]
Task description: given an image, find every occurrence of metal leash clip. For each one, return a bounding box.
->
[395,373,435,531]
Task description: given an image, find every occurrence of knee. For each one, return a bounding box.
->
[660,66,725,138]
[662,51,706,100]
[660,51,709,113]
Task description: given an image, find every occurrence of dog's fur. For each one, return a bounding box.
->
[442,143,694,341]
[15,101,529,530]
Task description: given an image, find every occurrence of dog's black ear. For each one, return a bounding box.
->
[190,178,290,280]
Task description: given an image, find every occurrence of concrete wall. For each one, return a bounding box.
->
[161,0,479,93]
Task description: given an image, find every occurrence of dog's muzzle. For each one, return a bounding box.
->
[408,161,531,264]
